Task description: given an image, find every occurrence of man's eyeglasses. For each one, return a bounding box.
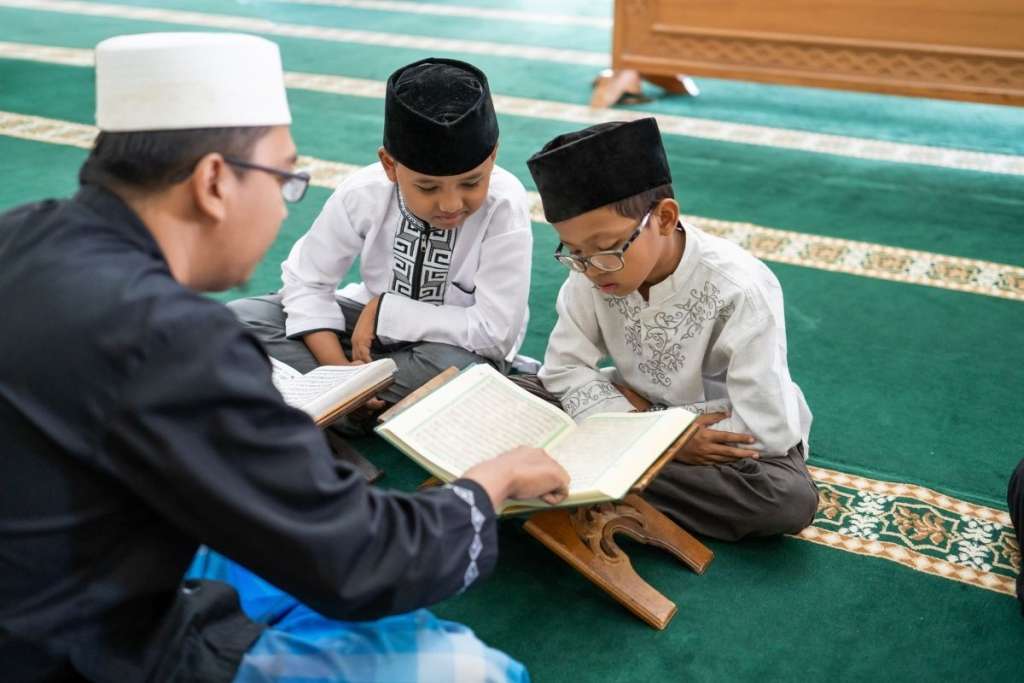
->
[553,210,653,273]
[223,157,311,203]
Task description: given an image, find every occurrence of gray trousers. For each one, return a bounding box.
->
[228,294,503,404]
[507,374,819,542]
[643,444,819,542]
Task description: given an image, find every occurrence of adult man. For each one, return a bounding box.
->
[0,32,567,682]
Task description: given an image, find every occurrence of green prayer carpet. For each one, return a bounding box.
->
[1,1,1022,679]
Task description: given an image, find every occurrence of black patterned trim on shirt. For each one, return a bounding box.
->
[562,379,623,418]
[446,484,486,594]
[390,190,458,304]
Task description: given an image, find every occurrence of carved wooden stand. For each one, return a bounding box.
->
[590,69,700,108]
[319,377,394,483]
[524,493,712,629]
[523,420,712,630]
[528,493,712,626]
[324,429,384,483]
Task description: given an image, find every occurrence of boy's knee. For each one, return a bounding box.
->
[226,294,282,326]
[755,477,819,537]
[411,342,486,370]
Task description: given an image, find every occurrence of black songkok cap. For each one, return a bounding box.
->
[527,118,671,223]
[383,58,499,176]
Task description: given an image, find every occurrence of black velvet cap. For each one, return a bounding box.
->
[526,118,671,223]
[383,58,499,176]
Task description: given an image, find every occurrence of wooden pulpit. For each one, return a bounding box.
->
[593,0,1024,107]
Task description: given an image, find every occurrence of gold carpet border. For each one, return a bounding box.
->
[0,41,91,67]
[808,466,1011,525]
[2,110,1023,304]
[272,0,611,29]
[690,218,1024,302]
[2,37,1023,178]
[0,0,607,65]
[800,466,1019,597]
[796,530,1017,596]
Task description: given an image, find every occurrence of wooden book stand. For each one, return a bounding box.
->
[319,376,394,484]
[523,422,712,630]
[314,376,395,429]
[380,369,714,630]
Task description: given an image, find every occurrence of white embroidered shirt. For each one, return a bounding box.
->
[279,163,532,363]
[539,223,812,457]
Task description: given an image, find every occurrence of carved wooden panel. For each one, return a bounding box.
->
[613,0,1024,105]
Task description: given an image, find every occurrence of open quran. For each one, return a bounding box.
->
[271,357,396,428]
[376,364,696,514]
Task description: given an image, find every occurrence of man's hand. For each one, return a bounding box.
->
[464,446,571,510]
[676,412,759,465]
[351,295,381,364]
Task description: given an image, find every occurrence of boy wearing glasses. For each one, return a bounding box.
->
[529,118,818,541]
[230,57,532,409]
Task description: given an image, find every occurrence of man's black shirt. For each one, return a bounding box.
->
[0,186,497,681]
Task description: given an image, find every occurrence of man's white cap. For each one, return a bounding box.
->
[95,32,292,132]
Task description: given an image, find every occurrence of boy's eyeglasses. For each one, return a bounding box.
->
[223,157,311,203]
[553,210,652,273]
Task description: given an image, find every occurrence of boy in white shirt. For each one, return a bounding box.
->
[230,58,532,408]
[528,118,818,541]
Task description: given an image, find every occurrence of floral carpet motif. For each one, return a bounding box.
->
[801,467,1019,595]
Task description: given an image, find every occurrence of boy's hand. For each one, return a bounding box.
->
[614,383,651,412]
[351,295,381,364]
[464,446,571,510]
[676,412,759,465]
[304,330,356,366]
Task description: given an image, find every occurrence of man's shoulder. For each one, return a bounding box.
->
[0,193,174,320]
[138,288,245,350]
[0,196,64,226]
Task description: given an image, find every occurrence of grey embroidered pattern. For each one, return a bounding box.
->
[604,282,735,387]
[605,296,643,354]
[679,398,732,416]
[447,484,484,594]
[562,379,623,417]
[390,190,457,304]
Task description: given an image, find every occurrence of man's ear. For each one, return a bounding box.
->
[654,198,680,236]
[189,153,230,224]
[489,143,498,161]
[378,146,398,183]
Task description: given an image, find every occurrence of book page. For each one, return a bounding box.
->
[272,360,395,415]
[269,357,300,381]
[385,367,575,478]
[585,408,696,499]
[549,413,663,490]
